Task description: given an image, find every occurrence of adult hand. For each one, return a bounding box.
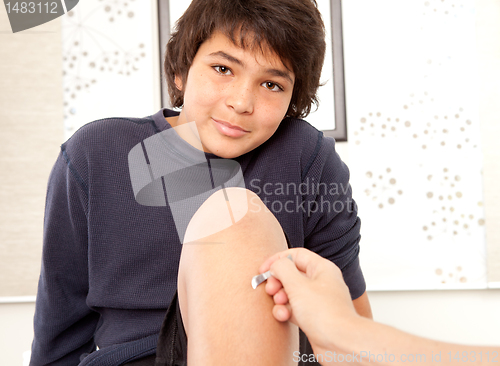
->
[259,248,359,354]
[261,249,500,366]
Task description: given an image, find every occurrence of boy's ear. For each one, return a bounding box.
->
[174,75,183,91]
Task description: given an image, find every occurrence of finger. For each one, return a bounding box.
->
[290,248,328,277]
[273,288,289,305]
[259,248,299,273]
[260,248,328,277]
[272,304,292,322]
[265,276,283,296]
[269,255,306,291]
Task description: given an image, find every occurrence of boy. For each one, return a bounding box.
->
[30,0,370,365]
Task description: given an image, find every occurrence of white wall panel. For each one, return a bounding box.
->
[62,0,158,138]
[343,0,487,290]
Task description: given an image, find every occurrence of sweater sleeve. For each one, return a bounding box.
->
[302,135,366,300]
[30,150,100,365]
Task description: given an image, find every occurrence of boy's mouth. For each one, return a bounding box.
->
[212,118,250,138]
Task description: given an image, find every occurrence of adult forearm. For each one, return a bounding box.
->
[326,316,498,366]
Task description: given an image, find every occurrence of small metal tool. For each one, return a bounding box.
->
[251,270,272,289]
[251,255,293,289]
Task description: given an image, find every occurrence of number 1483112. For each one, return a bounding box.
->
[5,2,59,14]
[448,351,498,363]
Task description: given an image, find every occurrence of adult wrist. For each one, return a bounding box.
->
[325,311,365,354]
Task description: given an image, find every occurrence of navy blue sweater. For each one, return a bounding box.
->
[30,108,365,365]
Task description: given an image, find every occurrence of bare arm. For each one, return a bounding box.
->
[352,291,373,319]
[178,188,299,365]
[331,315,498,366]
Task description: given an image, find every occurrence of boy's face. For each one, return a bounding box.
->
[173,31,295,159]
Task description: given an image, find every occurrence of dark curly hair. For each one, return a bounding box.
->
[164,0,326,119]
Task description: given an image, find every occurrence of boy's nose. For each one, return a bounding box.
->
[225,84,254,114]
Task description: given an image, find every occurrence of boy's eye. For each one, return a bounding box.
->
[214,66,232,75]
[262,81,283,92]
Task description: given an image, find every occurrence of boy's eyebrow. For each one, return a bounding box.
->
[209,51,243,66]
[208,51,294,85]
[266,68,294,85]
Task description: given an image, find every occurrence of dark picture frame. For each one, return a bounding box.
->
[157,0,348,141]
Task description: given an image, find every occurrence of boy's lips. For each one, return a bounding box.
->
[212,118,250,138]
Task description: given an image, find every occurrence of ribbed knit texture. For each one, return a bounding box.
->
[30,109,365,365]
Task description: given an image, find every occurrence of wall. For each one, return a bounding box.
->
[0,6,63,365]
[343,0,491,291]
[354,0,500,345]
[343,0,500,345]
[0,0,499,365]
[476,0,500,285]
[0,6,62,299]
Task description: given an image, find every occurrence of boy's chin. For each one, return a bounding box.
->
[207,145,250,159]
[212,150,245,159]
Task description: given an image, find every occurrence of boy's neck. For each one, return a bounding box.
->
[165,115,180,128]
[165,115,211,154]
